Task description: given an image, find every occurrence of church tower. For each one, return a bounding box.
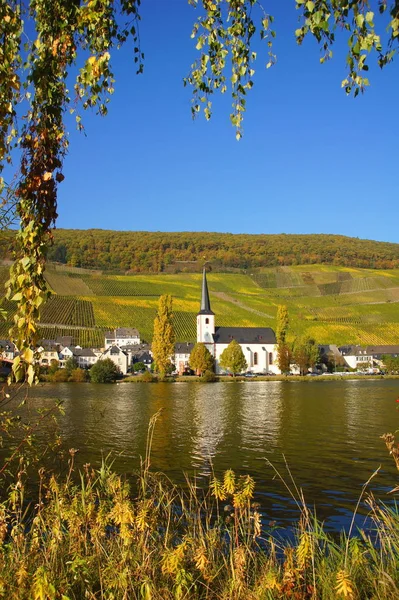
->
[197,268,215,343]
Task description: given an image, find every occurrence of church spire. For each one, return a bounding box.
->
[199,268,214,315]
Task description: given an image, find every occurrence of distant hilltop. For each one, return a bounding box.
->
[1,230,399,273]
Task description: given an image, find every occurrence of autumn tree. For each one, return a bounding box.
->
[189,343,214,375]
[276,305,291,374]
[2,0,399,381]
[151,294,175,379]
[276,305,289,345]
[277,344,292,376]
[219,339,247,376]
[382,355,399,374]
[293,338,320,376]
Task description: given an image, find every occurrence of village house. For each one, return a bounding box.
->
[74,347,98,369]
[37,343,60,366]
[120,343,153,370]
[196,270,280,375]
[0,340,17,362]
[101,345,129,375]
[104,328,140,349]
[175,342,195,375]
[339,345,399,370]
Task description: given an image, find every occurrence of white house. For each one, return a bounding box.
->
[339,345,399,370]
[101,345,129,375]
[196,269,280,375]
[175,342,195,375]
[104,328,140,349]
[74,347,98,369]
[37,343,60,366]
[58,345,76,368]
[0,340,17,362]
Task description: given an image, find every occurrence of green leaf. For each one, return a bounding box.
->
[306,1,315,13]
[355,14,364,28]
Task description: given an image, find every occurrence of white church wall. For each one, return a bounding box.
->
[197,314,215,343]
[213,343,279,374]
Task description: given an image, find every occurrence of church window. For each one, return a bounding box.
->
[254,352,258,366]
[205,318,209,325]
[269,352,273,365]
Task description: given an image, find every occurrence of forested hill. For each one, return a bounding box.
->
[2,230,399,272]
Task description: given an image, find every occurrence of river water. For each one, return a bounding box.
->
[4,379,399,533]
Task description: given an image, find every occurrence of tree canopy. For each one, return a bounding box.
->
[3,229,399,273]
[89,358,121,383]
[276,305,291,374]
[219,339,248,375]
[151,294,175,378]
[276,305,289,346]
[2,0,399,381]
[293,337,320,376]
[189,343,214,375]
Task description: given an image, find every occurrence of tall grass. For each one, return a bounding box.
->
[0,414,399,599]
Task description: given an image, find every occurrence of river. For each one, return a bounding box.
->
[3,379,399,533]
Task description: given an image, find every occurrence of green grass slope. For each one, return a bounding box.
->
[1,265,399,346]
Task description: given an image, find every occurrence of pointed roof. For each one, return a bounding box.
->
[198,268,214,315]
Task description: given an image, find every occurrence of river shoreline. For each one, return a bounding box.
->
[123,373,399,383]
[32,373,399,384]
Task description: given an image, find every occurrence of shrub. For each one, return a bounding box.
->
[202,369,216,382]
[65,357,78,373]
[90,359,121,383]
[139,370,156,383]
[133,361,146,372]
[48,359,59,375]
[51,368,69,382]
[69,368,87,382]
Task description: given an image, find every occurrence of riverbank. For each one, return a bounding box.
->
[122,373,399,383]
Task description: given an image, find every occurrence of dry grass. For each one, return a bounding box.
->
[1,413,399,599]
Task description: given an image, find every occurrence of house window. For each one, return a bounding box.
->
[205,318,209,325]
[269,352,273,365]
[253,352,258,366]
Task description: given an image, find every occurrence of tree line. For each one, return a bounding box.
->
[2,230,399,273]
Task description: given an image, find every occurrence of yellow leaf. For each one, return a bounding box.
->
[335,570,354,598]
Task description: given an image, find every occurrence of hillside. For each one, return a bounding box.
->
[1,230,399,272]
[2,264,399,347]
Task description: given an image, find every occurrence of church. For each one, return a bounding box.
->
[197,269,280,375]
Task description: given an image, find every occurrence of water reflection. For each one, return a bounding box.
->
[2,379,398,533]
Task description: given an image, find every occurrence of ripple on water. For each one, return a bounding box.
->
[2,379,398,533]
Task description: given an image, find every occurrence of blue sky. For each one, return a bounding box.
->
[50,1,399,242]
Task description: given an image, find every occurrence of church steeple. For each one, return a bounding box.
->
[198,268,214,315]
[197,268,215,343]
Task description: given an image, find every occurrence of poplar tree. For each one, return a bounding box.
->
[189,343,214,375]
[276,305,291,374]
[276,305,289,345]
[219,339,247,376]
[151,294,175,379]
